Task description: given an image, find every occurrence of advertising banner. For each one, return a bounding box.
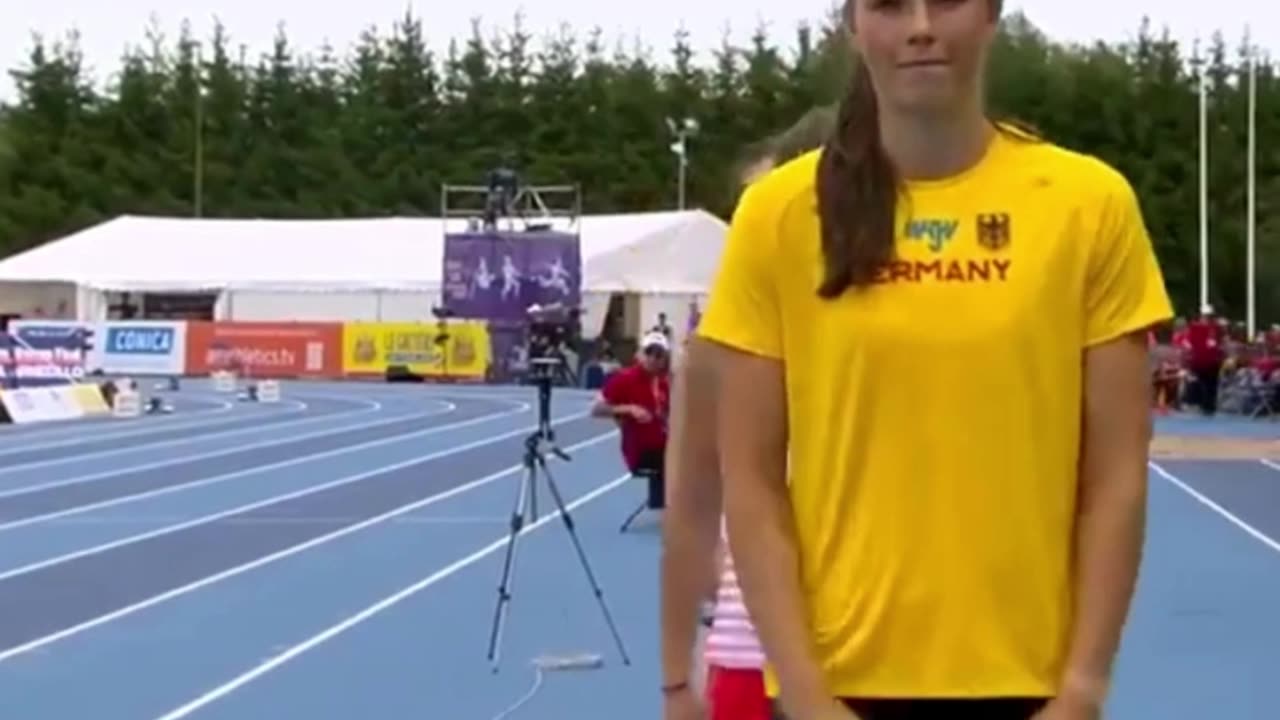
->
[5,320,186,376]
[0,386,85,423]
[441,230,581,321]
[100,321,186,375]
[185,322,343,378]
[342,321,491,380]
[68,384,110,415]
[1,322,91,386]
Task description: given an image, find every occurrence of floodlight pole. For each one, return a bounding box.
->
[193,42,205,218]
[1194,40,1209,312]
[668,117,698,211]
[1245,31,1257,340]
[675,139,688,211]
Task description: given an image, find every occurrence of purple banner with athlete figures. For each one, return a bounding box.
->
[441,230,582,321]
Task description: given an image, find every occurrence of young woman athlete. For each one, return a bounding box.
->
[696,1,1173,719]
[661,106,836,720]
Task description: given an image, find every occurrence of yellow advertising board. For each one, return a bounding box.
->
[69,383,110,415]
[341,321,491,379]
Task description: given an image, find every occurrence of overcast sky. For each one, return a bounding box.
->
[1,0,1272,100]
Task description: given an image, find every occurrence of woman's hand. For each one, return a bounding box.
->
[1030,690,1102,720]
[798,697,860,720]
[662,686,705,720]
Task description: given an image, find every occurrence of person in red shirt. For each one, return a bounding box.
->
[1252,350,1279,378]
[1170,317,1189,351]
[1266,324,1280,353]
[1185,306,1226,415]
[1251,345,1280,414]
[593,331,671,509]
[1151,344,1182,412]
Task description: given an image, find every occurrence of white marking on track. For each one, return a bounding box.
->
[0,428,619,662]
[0,402,529,535]
[1150,461,1280,553]
[148,471,631,719]
[0,398,444,498]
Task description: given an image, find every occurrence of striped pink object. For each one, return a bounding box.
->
[703,528,766,669]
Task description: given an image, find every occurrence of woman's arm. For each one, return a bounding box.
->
[716,343,841,719]
[1064,167,1173,709]
[660,338,725,692]
[690,162,850,718]
[1061,330,1153,707]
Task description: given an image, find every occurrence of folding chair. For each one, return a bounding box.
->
[1215,369,1244,414]
[1248,370,1278,418]
[619,467,659,533]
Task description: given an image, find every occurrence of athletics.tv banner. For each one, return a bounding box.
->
[184,322,344,378]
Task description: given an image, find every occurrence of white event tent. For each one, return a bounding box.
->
[0,210,728,342]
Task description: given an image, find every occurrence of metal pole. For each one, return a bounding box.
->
[668,121,693,211]
[1198,46,1209,311]
[1246,38,1257,340]
[194,43,204,218]
[677,139,687,211]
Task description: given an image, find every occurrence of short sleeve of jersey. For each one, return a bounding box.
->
[696,180,784,359]
[1083,169,1174,347]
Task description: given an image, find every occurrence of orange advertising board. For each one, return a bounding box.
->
[184,322,343,378]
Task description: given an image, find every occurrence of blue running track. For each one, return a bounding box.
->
[0,381,1274,719]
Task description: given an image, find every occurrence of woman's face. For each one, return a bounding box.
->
[849,0,997,114]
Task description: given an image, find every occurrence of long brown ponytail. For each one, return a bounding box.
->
[815,0,1006,298]
[815,56,897,298]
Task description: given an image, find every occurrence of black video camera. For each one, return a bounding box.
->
[526,303,580,359]
[524,303,581,387]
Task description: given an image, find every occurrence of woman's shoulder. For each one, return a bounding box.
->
[745,149,820,197]
[735,149,821,226]
[1001,131,1136,202]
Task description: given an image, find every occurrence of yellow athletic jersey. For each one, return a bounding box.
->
[697,130,1173,698]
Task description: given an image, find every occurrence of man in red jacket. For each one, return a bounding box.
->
[1186,306,1226,415]
[593,331,671,509]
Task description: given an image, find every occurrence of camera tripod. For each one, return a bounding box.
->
[485,366,631,671]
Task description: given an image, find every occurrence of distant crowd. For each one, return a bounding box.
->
[1151,307,1280,417]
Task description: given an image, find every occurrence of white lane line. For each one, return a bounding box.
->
[0,393,237,440]
[0,395,264,454]
[0,387,418,463]
[0,430,621,663]
[0,398,443,499]
[0,385,561,469]
[0,394,402,496]
[0,402,535,535]
[0,400,318,473]
[1259,458,1280,474]
[37,515,513,526]
[150,471,631,720]
[284,383,598,401]
[1150,461,1280,553]
[0,387,568,498]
